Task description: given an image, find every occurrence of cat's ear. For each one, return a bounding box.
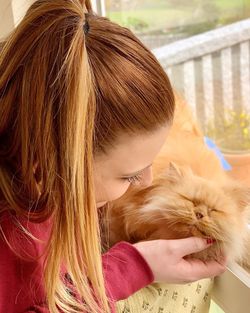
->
[166,162,192,183]
[223,182,250,211]
[168,162,183,178]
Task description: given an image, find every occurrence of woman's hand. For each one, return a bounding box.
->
[133,237,227,284]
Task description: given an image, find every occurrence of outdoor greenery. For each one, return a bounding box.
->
[105,0,250,35]
[206,110,250,152]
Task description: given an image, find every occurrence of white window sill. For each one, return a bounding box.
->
[212,225,250,313]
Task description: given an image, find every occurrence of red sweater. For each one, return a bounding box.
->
[0,211,153,313]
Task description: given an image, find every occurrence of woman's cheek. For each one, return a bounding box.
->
[106,181,130,202]
[94,176,130,203]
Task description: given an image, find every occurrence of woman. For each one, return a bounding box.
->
[0,0,226,312]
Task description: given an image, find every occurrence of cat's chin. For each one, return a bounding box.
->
[189,225,210,238]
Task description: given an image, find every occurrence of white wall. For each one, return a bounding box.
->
[0,0,34,39]
[0,0,103,40]
[0,0,14,39]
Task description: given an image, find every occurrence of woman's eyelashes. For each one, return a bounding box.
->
[123,173,143,185]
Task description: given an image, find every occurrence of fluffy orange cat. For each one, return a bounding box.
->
[104,96,250,267]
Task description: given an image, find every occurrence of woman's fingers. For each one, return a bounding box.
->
[179,257,227,282]
[167,237,213,257]
[172,237,227,282]
[133,239,227,284]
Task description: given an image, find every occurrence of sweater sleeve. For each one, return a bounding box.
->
[1,212,154,312]
[25,308,49,313]
[23,242,154,313]
[102,241,154,301]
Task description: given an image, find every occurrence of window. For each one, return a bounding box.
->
[104,1,250,154]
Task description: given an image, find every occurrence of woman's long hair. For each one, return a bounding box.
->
[0,0,175,312]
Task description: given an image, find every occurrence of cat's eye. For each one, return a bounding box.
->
[193,199,201,206]
[209,208,218,212]
[180,194,193,202]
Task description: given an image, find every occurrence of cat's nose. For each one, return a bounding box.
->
[195,212,204,219]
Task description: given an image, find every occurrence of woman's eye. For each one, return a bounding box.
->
[124,174,143,185]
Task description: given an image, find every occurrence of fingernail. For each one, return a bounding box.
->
[206,238,216,245]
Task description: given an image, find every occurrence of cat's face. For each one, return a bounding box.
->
[139,164,250,260]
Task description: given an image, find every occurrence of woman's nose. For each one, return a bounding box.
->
[140,167,153,187]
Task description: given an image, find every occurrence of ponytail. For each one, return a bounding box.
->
[0,1,110,312]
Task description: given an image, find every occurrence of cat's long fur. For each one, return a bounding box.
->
[105,96,250,267]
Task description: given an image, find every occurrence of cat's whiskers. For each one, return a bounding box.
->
[197,223,227,241]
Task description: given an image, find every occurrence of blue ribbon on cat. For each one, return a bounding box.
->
[204,137,232,171]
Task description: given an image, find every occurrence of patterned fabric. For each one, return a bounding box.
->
[116,278,213,313]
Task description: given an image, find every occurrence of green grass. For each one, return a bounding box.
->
[108,8,192,32]
[216,0,249,9]
[106,0,250,34]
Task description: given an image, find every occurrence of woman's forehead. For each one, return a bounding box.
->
[94,125,169,176]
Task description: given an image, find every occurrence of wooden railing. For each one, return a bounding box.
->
[153,19,250,132]
[153,20,250,313]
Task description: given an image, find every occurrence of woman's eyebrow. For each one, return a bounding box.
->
[122,163,152,177]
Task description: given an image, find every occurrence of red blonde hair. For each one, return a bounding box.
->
[0,0,175,312]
